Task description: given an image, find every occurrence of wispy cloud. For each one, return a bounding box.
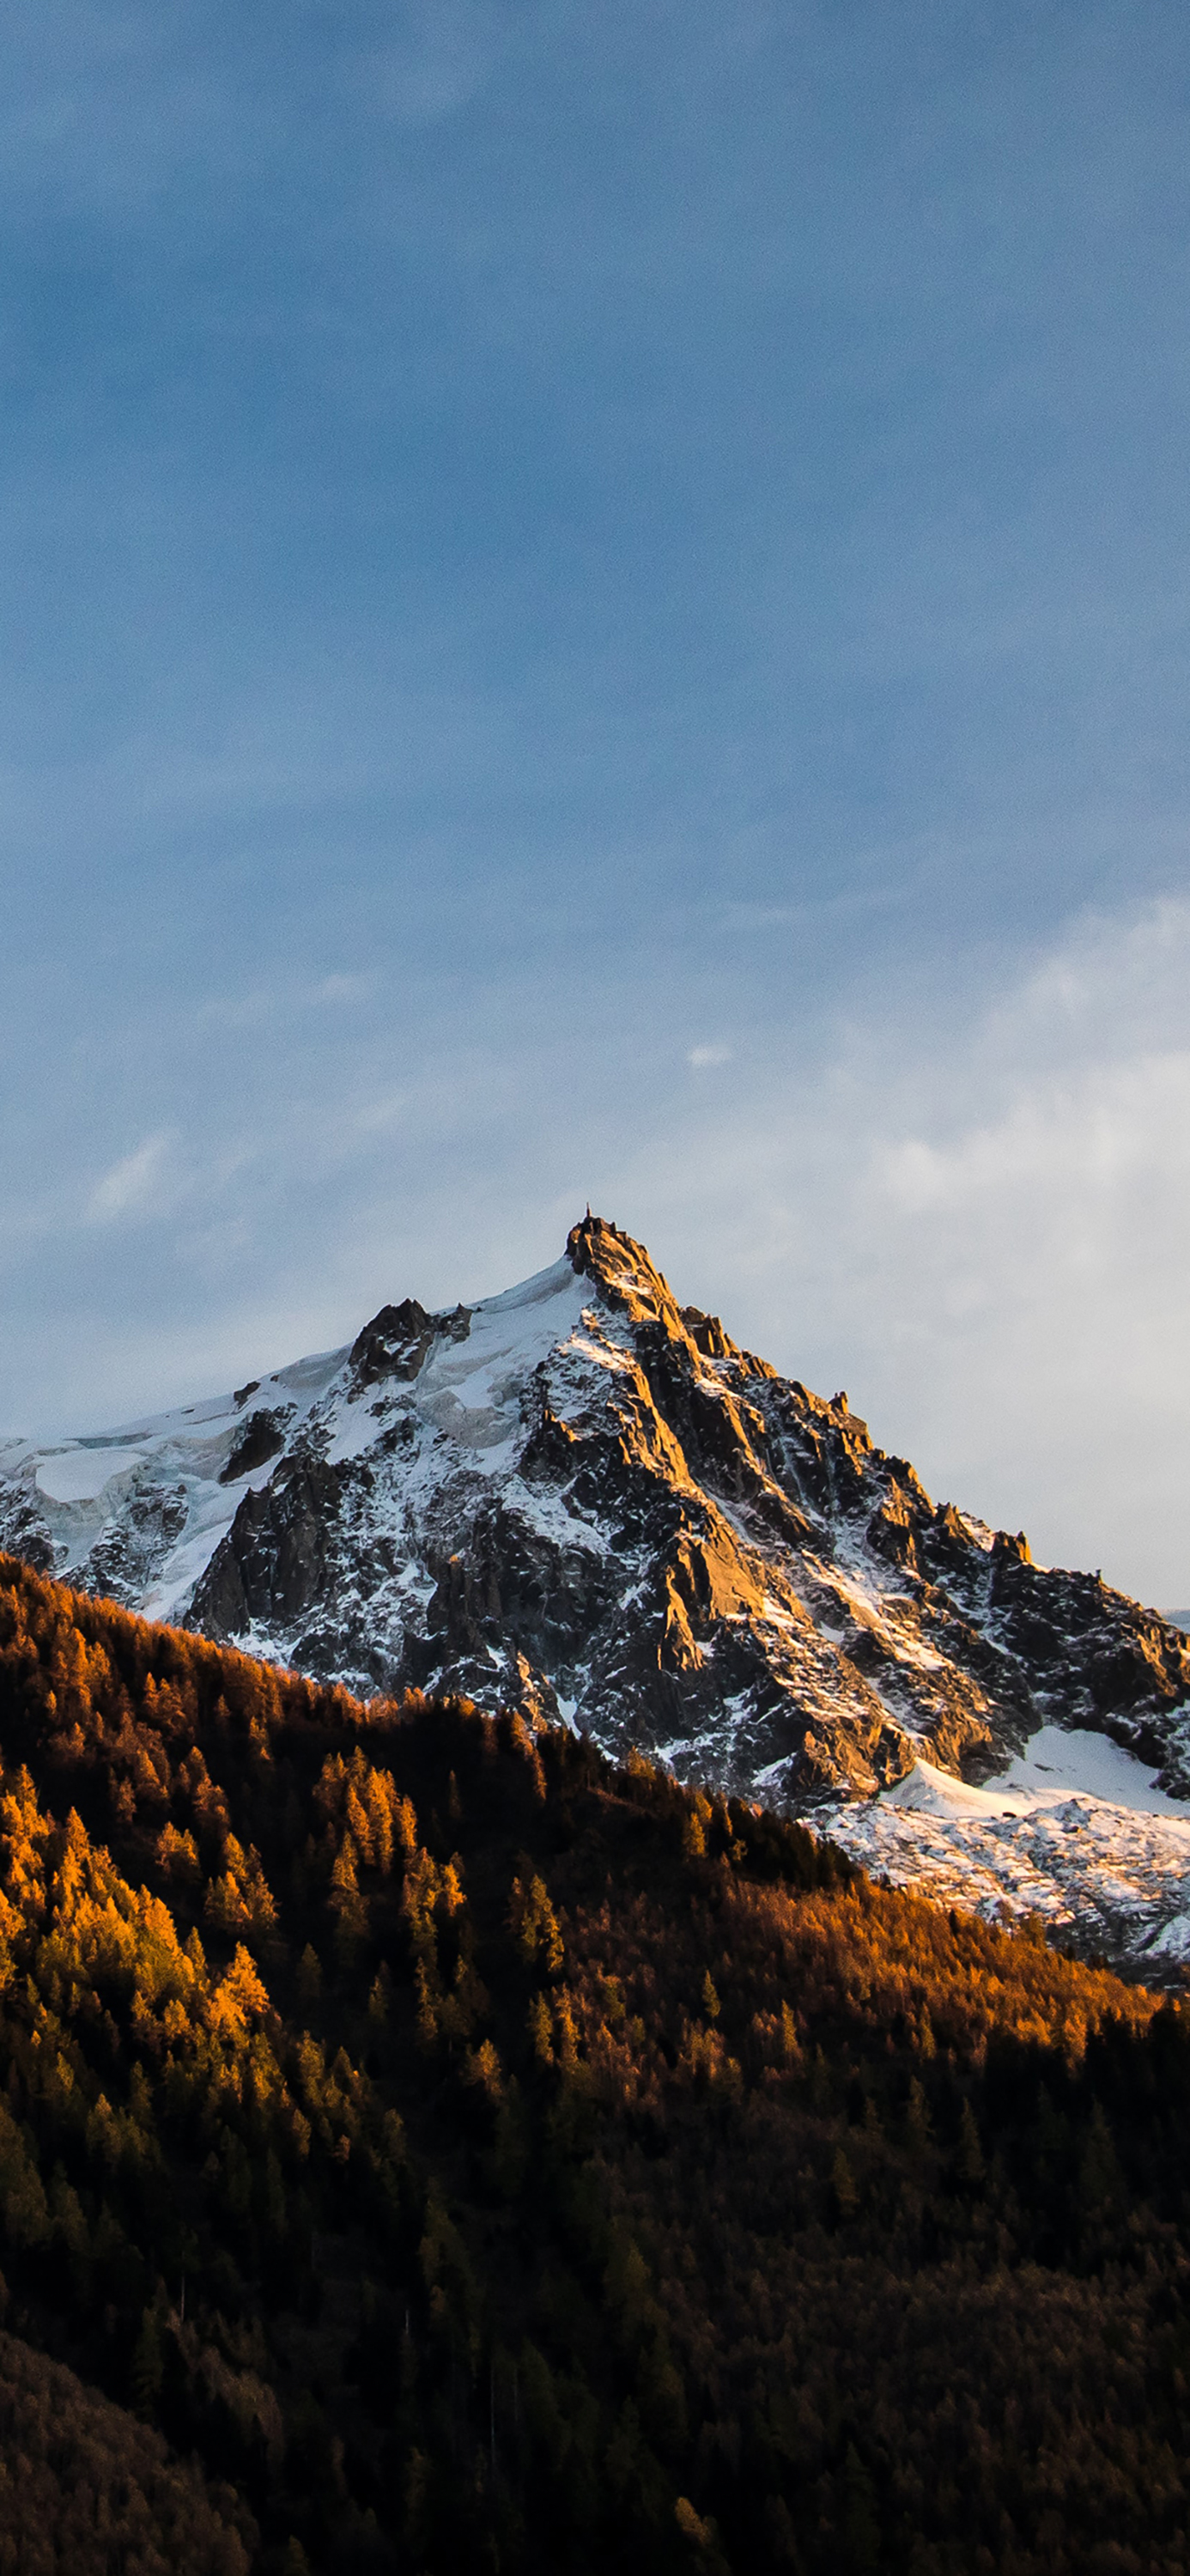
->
[195,972,378,1032]
[350,0,504,126]
[87,1133,173,1222]
[625,896,1190,1601]
[355,1091,408,1135]
[875,1051,1190,1218]
[313,973,375,1006]
[688,1042,732,1069]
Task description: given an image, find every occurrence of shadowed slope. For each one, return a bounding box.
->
[0,1558,1188,2569]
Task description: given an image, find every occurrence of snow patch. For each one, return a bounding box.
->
[882,1728,1189,1824]
[993,1723,1190,1817]
[828,1723,1190,1967]
[36,1449,146,1504]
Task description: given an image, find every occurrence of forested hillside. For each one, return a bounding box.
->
[0,1552,1187,2573]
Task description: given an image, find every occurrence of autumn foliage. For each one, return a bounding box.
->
[0,1553,1185,2572]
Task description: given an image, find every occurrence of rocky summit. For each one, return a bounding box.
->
[1,1213,1187,1826]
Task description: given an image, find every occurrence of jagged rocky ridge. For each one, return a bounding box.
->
[1,1214,1187,1828]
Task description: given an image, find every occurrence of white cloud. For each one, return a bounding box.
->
[873,1053,1190,1217]
[634,896,1190,1602]
[87,1133,171,1222]
[688,1042,732,1069]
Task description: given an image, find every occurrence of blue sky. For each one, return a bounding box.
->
[3,0,1190,1600]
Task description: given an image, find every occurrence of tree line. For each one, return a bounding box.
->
[0,1552,1184,2573]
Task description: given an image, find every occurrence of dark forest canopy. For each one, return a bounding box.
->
[0,1552,1187,2573]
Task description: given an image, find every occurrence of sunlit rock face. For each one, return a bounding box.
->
[1,1213,1187,1816]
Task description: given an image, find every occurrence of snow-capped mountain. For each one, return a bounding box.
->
[3,1213,1189,1960]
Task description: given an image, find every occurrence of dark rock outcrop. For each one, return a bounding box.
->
[218,1408,289,1485]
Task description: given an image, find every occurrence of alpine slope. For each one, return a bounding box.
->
[2,1213,1188,1965]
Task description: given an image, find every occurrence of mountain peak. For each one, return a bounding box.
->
[566,1210,677,1322]
[1,1217,1187,1963]
[567,1211,744,1364]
